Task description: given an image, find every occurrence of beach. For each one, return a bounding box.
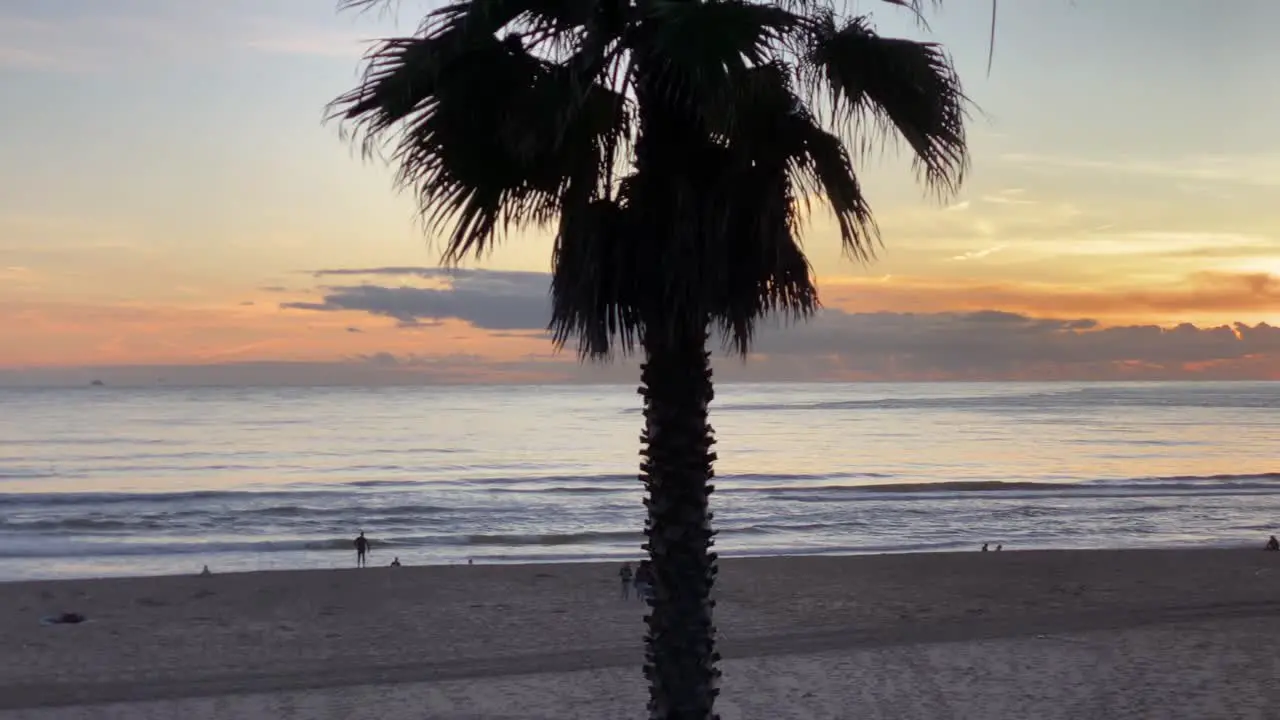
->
[3,549,1279,718]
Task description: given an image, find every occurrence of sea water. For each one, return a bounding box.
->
[0,381,1276,580]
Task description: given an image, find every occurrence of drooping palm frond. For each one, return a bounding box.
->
[791,119,879,259]
[330,23,629,263]
[673,63,827,353]
[877,0,1001,71]
[329,32,451,143]
[706,60,879,263]
[549,195,640,358]
[708,158,820,354]
[803,12,968,197]
[331,33,548,259]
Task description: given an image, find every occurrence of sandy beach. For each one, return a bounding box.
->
[2,549,1279,719]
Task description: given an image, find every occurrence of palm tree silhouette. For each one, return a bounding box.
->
[329,1,969,717]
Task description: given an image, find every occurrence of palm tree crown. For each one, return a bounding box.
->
[330,0,967,357]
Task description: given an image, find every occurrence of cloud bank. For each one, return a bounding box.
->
[284,268,549,329]
[271,267,1280,383]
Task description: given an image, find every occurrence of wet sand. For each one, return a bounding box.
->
[2,549,1279,718]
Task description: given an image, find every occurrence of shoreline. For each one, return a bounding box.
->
[3,548,1279,712]
[1,541,1268,585]
[7,466,1279,586]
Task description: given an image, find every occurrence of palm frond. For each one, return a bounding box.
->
[791,120,878,260]
[428,0,614,53]
[327,30,464,147]
[804,13,968,197]
[699,59,791,145]
[630,0,800,121]
[639,0,798,65]
[550,197,642,359]
[878,0,937,28]
[620,137,820,357]
[985,0,998,74]
[709,159,820,355]
[879,0,1001,76]
[331,30,628,263]
[709,62,877,262]
[676,65,822,353]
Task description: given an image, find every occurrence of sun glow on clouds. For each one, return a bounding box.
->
[0,298,525,368]
[820,272,1280,325]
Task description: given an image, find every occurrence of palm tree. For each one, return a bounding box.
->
[329,0,968,717]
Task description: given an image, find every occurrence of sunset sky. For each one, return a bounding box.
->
[2,0,1278,385]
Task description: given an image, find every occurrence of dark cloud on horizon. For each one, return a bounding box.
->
[278,267,1280,381]
[747,310,1280,379]
[285,267,549,330]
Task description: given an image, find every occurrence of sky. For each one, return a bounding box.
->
[1,0,1278,385]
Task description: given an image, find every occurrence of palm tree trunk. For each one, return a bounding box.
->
[638,320,721,720]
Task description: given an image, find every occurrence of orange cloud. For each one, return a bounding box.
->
[820,271,1280,325]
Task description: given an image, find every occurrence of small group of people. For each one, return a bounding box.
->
[619,560,654,600]
[981,543,1003,552]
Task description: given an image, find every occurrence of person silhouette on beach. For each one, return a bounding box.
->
[619,562,633,599]
[634,560,654,601]
[354,531,370,567]
[981,543,988,552]
[390,556,401,567]
[1266,535,1279,552]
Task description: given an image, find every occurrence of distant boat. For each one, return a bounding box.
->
[90,380,104,386]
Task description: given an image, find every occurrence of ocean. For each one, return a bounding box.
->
[0,381,1277,581]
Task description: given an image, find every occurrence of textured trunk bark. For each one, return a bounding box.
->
[638,320,721,720]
